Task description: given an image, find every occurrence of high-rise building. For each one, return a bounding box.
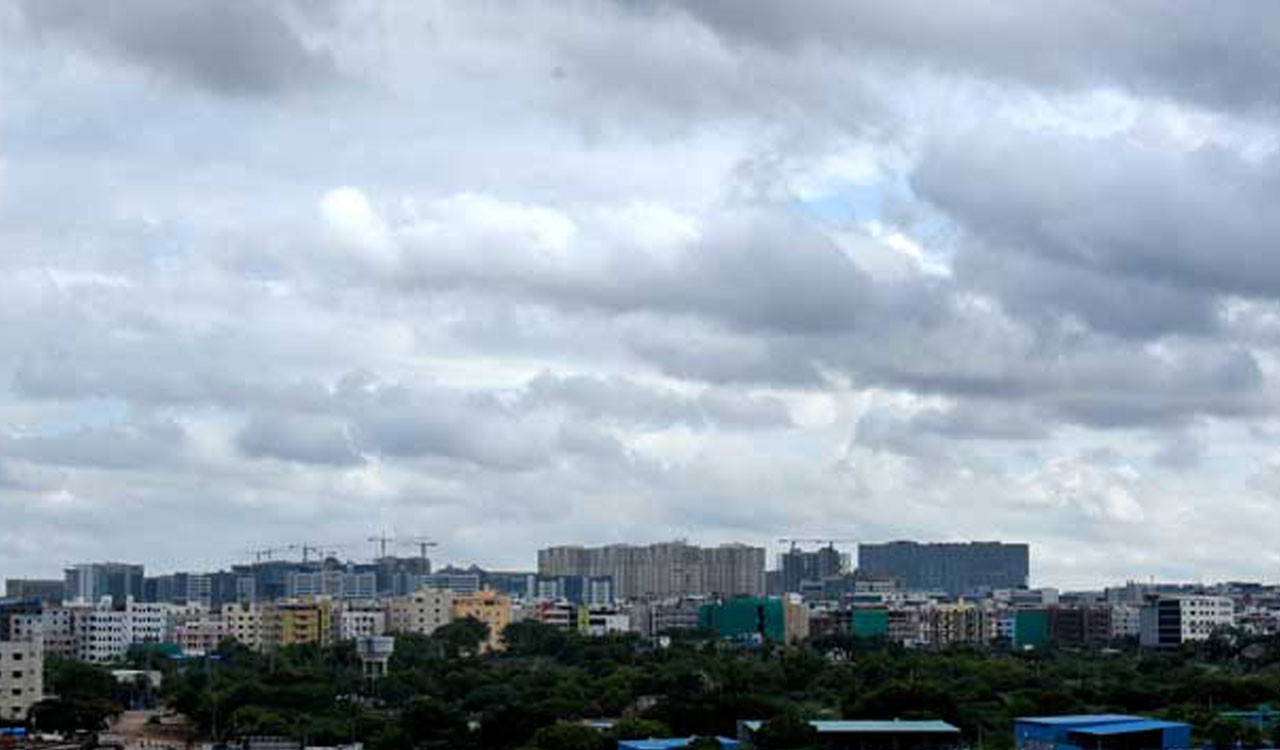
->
[64,563,146,608]
[538,541,766,600]
[857,542,1029,595]
[779,544,845,594]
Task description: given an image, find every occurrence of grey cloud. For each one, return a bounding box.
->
[913,131,1280,336]
[236,414,363,467]
[384,204,872,336]
[18,0,338,96]
[0,418,185,470]
[644,1,1280,115]
[522,371,793,429]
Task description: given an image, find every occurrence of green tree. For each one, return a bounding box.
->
[530,722,608,750]
[434,617,492,658]
[752,712,820,750]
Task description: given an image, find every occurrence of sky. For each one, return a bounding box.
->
[2,1,1280,589]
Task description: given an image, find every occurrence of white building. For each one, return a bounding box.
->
[1140,595,1234,648]
[75,608,131,663]
[0,636,43,722]
[584,606,629,636]
[339,602,387,641]
[386,588,454,636]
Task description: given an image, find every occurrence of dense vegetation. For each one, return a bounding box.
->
[41,622,1280,749]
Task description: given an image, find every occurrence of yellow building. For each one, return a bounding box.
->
[262,598,335,650]
[451,589,512,652]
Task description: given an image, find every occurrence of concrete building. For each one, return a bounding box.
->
[538,541,766,600]
[629,597,707,637]
[338,602,387,641]
[4,579,65,604]
[920,603,996,647]
[533,575,616,605]
[31,608,77,658]
[858,542,1029,595]
[75,608,131,663]
[222,603,263,650]
[779,544,846,594]
[452,590,512,652]
[64,563,146,609]
[1140,595,1234,649]
[0,635,43,722]
[386,588,454,636]
[1014,716,1190,750]
[261,599,335,650]
[287,569,377,600]
[414,568,483,595]
[175,616,227,657]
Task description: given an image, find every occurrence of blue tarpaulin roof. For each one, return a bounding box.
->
[618,738,741,750]
[1071,721,1189,736]
[1018,716,1143,726]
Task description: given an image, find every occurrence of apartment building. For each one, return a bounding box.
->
[222,603,263,650]
[538,541,765,600]
[452,590,512,652]
[338,602,387,641]
[386,588,454,636]
[0,637,42,722]
[261,599,335,649]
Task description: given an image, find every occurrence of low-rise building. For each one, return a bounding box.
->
[1015,715,1190,750]
[1140,595,1233,649]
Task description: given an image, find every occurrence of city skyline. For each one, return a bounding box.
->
[6,3,1280,590]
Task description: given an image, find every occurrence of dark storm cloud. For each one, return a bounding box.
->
[18,0,337,96]
[645,0,1280,114]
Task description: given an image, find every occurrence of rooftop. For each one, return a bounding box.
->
[742,720,960,734]
[1071,721,1189,736]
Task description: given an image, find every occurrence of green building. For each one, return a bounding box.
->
[1014,609,1050,648]
[699,598,785,642]
[852,608,889,638]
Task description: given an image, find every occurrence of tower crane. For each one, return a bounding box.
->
[368,533,395,561]
[399,536,438,563]
[777,538,858,553]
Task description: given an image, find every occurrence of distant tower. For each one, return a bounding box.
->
[357,636,395,681]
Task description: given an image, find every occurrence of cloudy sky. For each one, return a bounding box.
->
[3,2,1280,589]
